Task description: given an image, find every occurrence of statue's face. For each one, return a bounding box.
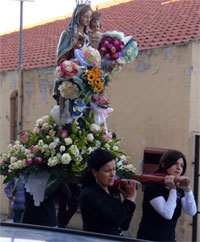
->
[79,10,92,27]
[90,20,101,32]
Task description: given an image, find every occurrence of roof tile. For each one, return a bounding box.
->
[0,0,200,73]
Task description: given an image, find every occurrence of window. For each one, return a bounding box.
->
[143,147,168,174]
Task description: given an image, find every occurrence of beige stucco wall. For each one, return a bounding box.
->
[106,41,200,241]
[0,40,199,241]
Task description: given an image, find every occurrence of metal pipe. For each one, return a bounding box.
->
[19,0,24,130]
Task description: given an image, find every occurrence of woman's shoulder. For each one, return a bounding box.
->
[80,184,98,195]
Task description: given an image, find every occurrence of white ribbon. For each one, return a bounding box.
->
[90,102,114,134]
[24,172,50,206]
[50,100,73,125]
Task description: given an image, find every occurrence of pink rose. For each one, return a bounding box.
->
[21,131,28,143]
[34,157,42,164]
[61,130,68,138]
[25,159,33,166]
[30,145,37,153]
[102,133,112,141]
[125,160,129,165]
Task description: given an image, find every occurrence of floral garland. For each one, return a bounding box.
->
[0,113,136,195]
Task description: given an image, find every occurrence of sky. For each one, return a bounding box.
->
[0,0,109,34]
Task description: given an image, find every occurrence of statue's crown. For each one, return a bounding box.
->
[75,0,91,6]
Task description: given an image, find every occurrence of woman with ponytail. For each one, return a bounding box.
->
[137,150,197,241]
[79,148,137,236]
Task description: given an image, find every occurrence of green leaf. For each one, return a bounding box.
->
[3,175,15,184]
[45,173,67,198]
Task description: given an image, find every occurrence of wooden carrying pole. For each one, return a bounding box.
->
[128,173,190,186]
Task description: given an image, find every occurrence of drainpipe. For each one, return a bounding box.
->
[19,0,24,131]
[192,134,200,242]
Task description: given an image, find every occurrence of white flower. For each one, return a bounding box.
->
[61,153,71,165]
[58,81,79,99]
[120,155,127,161]
[69,145,80,157]
[104,143,110,150]
[48,157,58,167]
[49,142,57,150]
[64,138,73,146]
[42,122,50,130]
[36,118,43,127]
[113,146,119,151]
[87,133,94,142]
[33,127,40,134]
[10,156,17,163]
[95,140,101,148]
[38,140,44,146]
[55,138,60,144]
[66,65,73,72]
[42,115,49,123]
[88,147,95,154]
[116,160,123,167]
[90,123,100,132]
[60,145,66,152]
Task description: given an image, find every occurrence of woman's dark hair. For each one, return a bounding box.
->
[156,150,187,175]
[80,148,115,188]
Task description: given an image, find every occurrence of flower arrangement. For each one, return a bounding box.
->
[103,57,126,74]
[0,113,136,195]
[123,39,139,63]
[92,95,110,108]
[56,60,81,80]
[75,46,101,67]
[85,67,105,93]
[98,35,125,61]
[58,81,79,100]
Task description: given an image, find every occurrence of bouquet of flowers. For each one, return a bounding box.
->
[92,95,110,108]
[103,57,126,74]
[75,46,101,67]
[123,38,139,63]
[0,112,136,196]
[56,60,81,80]
[85,67,105,93]
[98,31,125,61]
[97,31,139,76]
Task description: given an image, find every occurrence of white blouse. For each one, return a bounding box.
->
[150,189,197,220]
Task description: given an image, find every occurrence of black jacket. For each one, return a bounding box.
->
[22,191,57,227]
[80,183,136,235]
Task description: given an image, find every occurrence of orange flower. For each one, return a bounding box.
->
[94,80,104,93]
[95,68,102,78]
[87,69,96,82]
